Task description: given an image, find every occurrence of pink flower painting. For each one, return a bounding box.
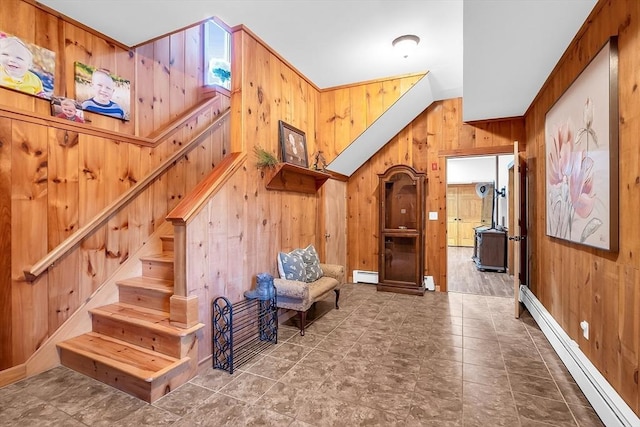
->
[545,38,617,251]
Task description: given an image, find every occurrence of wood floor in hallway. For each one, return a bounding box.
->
[447,246,514,298]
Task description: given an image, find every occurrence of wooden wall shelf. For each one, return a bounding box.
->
[265,163,331,194]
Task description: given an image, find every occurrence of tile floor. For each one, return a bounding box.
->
[0,283,605,426]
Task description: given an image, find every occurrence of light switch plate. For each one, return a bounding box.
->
[428,211,438,220]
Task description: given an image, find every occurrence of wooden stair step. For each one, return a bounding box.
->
[90,303,203,357]
[160,235,174,252]
[117,277,173,311]
[58,332,191,403]
[140,252,174,280]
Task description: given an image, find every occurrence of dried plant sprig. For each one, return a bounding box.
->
[254,145,279,169]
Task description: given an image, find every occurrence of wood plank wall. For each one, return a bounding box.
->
[187,28,324,361]
[317,88,524,289]
[525,0,639,414]
[0,0,226,369]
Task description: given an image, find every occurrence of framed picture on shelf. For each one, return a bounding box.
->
[278,120,308,168]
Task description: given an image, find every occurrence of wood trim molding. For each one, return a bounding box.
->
[24,109,230,282]
[320,72,428,92]
[0,364,26,388]
[0,96,222,148]
[438,144,516,158]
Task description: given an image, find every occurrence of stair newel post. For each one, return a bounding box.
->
[169,221,200,328]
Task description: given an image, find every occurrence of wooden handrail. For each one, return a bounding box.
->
[0,95,224,148]
[24,108,230,282]
[166,152,247,225]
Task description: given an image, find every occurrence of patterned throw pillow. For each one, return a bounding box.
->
[300,244,323,282]
[277,250,306,281]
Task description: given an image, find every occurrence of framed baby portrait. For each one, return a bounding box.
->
[50,96,85,123]
[279,120,308,168]
[74,62,131,121]
[0,31,55,99]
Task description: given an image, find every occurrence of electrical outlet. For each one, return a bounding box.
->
[580,320,589,340]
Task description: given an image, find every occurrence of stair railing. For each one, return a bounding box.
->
[165,151,247,327]
[24,108,231,282]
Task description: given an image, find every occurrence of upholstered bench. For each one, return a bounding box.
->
[274,245,344,335]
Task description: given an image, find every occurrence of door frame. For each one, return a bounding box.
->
[442,144,523,300]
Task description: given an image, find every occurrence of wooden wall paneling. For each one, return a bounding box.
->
[349,85,367,151]
[169,32,186,121]
[266,43,282,157]
[602,261,621,390]
[181,123,199,195]
[135,43,155,137]
[382,79,400,110]
[34,7,59,117]
[185,207,210,358]
[166,128,187,212]
[0,118,12,369]
[245,40,271,275]
[11,121,49,363]
[333,88,351,155]
[366,82,385,128]
[426,102,444,287]
[104,139,130,272]
[115,43,136,135]
[0,0,36,112]
[226,169,248,304]
[316,91,336,162]
[442,98,462,151]
[346,176,358,277]
[150,142,169,233]
[194,185,230,361]
[183,25,202,108]
[412,110,429,272]
[412,109,429,174]
[522,0,640,414]
[307,87,318,166]
[78,135,106,294]
[619,265,639,413]
[47,128,80,331]
[63,22,91,100]
[279,63,294,126]
[126,144,153,254]
[153,36,171,131]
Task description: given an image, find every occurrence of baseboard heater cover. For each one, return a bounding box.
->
[519,285,639,427]
[352,270,378,284]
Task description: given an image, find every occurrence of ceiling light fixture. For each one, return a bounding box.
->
[392,34,420,58]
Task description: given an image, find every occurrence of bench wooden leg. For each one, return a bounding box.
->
[298,310,306,336]
[334,289,340,309]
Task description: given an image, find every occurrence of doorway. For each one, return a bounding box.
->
[446,155,514,297]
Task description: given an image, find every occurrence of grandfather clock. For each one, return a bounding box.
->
[377,165,426,295]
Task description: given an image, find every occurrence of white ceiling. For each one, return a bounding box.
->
[38,0,597,122]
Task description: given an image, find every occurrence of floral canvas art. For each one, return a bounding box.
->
[545,37,618,251]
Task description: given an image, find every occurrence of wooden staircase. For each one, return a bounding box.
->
[57,234,203,403]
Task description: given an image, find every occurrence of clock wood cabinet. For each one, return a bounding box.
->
[377,165,426,295]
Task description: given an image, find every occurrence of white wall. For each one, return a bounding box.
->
[447,156,496,183]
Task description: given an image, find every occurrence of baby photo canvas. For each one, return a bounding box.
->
[0,31,55,99]
[74,62,131,121]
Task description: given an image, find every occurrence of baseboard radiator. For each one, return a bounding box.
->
[520,285,639,427]
[352,270,378,284]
